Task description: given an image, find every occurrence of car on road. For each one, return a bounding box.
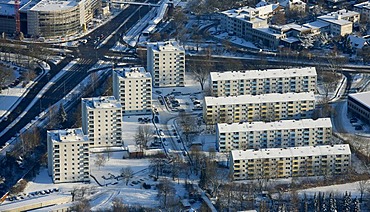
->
[350,118,358,123]
[177,139,181,143]
[159,130,164,136]
[355,125,363,130]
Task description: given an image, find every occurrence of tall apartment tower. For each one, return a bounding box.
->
[147,40,185,87]
[81,96,122,147]
[113,67,152,115]
[47,128,90,184]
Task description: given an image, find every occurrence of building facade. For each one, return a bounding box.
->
[204,92,315,125]
[81,96,122,147]
[230,144,351,180]
[210,67,317,97]
[216,118,332,152]
[113,67,152,115]
[47,128,90,184]
[147,41,185,87]
[354,1,370,22]
[0,0,98,37]
[348,91,370,124]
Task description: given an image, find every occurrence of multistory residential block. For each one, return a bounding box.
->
[210,67,317,97]
[147,41,185,87]
[204,92,315,125]
[230,144,351,180]
[47,128,90,184]
[81,96,122,147]
[216,118,332,152]
[113,67,152,115]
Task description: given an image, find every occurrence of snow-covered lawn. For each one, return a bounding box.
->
[122,115,156,146]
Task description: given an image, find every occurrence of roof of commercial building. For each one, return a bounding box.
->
[210,67,316,81]
[231,144,351,160]
[0,0,32,16]
[220,6,267,24]
[48,128,88,143]
[29,0,80,12]
[204,92,315,106]
[217,118,332,133]
[114,67,152,79]
[147,40,185,52]
[82,96,121,110]
[349,91,370,110]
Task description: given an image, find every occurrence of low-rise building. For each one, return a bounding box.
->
[113,67,152,115]
[348,91,370,124]
[147,41,185,87]
[47,128,90,184]
[210,67,317,97]
[354,1,370,22]
[204,92,315,125]
[81,96,122,147]
[216,118,332,152]
[230,144,351,180]
[317,10,360,36]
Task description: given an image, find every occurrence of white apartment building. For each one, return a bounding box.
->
[204,92,315,125]
[147,41,185,87]
[210,67,317,97]
[216,118,332,152]
[113,67,152,115]
[220,6,269,41]
[230,144,351,180]
[81,96,122,147]
[354,1,370,21]
[317,10,360,36]
[47,128,90,184]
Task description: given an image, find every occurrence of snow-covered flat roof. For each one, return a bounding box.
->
[303,20,330,29]
[114,67,151,79]
[210,67,316,81]
[82,96,121,109]
[354,1,370,10]
[318,15,352,26]
[349,91,370,110]
[0,195,72,212]
[30,0,79,12]
[205,92,315,106]
[231,144,351,160]
[217,118,332,133]
[48,128,88,143]
[147,40,185,52]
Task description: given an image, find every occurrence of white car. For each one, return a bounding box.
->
[159,130,165,136]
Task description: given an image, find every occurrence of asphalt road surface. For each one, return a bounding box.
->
[0,4,152,145]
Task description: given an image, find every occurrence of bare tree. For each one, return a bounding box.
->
[134,125,153,152]
[0,65,15,92]
[112,197,125,212]
[178,111,197,145]
[358,180,368,202]
[187,60,213,90]
[69,198,91,212]
[105,146,112,161]
[157,178,175,207]
[121,167,134,185]
[95,154,107,170]
[150,157,166,179]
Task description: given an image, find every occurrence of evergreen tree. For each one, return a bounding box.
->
[354,198,360,212]
[329,193,336,212]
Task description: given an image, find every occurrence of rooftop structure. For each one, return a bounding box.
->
[231,144,350,160]
[82,96,122,110]
[48,128,88,143]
